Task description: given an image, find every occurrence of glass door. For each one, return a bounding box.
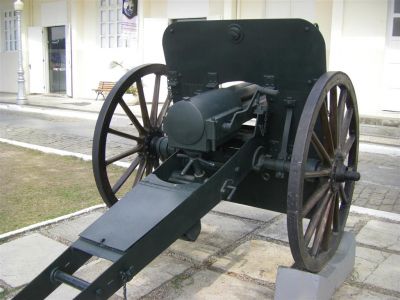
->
[47,26,66,94]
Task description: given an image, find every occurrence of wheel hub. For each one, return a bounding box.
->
[331,153,360,183]
[144,129,163,159]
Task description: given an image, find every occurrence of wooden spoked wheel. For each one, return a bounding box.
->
[287,72,360,272]
[93,64,171,207]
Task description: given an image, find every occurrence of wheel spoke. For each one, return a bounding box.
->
[319,99,335,156]
[145,159,153,176]
[108,128,143,142]
[94,64,169,207]
[337,89,348,150]
[304,189,332,246]
[304,168,331,179]
[302,181,330,217]
[150,74,161,127]
[340,107,354,149]
[133,157,146,186]
[153,158,160,169]
[136,78,151,130]
[339,183,349,204]
[311,194,334,256]
[322,191,336,251]
[329,87,338,148]
[311,132,332,166]
[119,99,146,136]
[112,156,141,193]
[342,134,355,157]
[106,145,142,166]
[333,191,340,232]
[156,95,172,128]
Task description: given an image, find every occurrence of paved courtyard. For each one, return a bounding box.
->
[0,100,399,299]
[1,203,400,299]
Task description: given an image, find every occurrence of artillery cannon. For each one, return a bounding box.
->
[15,18,360,299]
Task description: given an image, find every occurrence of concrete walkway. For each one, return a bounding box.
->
[0,93,399,299]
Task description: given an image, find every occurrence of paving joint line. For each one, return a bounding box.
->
[253,235,290,247]
[204,215,283,266]
[207,264,276,291]
[142,266,199,299]
[347,280,400,298]
[356,242,400,256]
[208,209,270,226]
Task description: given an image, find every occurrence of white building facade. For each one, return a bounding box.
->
[0,0,399,115]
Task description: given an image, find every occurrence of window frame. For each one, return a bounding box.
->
[390,0,400,40]
[3,10,17,52]
[99,0,136,48]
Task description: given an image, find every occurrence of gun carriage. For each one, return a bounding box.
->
[16,18,360,299]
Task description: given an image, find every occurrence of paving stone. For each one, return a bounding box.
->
[345,214,361,232]
[366,204,379,210]
[258,215,288,242]
[0,233,67,287]
[169,213,258,262]
[118,254,192,299]
[356,220,400,251]
[258,215,309,243]
[169,240,220,263]
[212,201,280,222]
[350,247,390,283]
[333,283,399,299]
[380,204,394,212]
[345,213,369,233]
[213,239,293,283]
[363,253,400,293]
[156,269,273,300]
[382,197,396,205]
[44,211,104,243]
[46,283,81,299]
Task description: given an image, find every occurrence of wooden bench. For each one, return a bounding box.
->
[93,81,115,100]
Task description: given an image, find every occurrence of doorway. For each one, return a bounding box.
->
[47,26,66,94]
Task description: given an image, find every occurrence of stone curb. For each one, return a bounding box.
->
[360,135,400,147]
[0,204,106,242]
[0,103,100,120]
[0,138,130,168]
[360,115,400,128]
[350,205,400,222]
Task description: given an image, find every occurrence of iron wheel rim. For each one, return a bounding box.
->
[287,71,359,272]
[93,63,171,207]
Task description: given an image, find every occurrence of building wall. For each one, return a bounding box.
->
[0,0,397,114]
[329,0,389,115]
[0,0,22,93]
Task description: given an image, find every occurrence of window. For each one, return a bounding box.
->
[392,0,400,37]
[3,10,17,52]
[100,0,137,48]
